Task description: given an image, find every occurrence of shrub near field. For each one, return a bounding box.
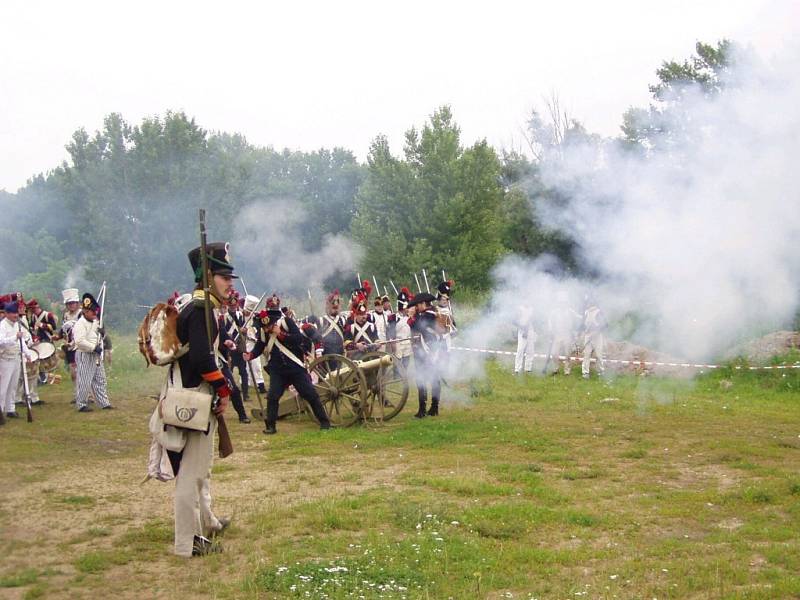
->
[0,337,799,599]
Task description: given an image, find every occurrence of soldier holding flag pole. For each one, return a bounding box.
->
[72,292,113,412]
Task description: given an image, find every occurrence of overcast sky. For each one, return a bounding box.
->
[0,0,794,192]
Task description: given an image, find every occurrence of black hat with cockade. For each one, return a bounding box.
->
[188,242,238,283]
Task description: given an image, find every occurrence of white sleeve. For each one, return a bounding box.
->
[0,322,17,347]
[74,320,97,353]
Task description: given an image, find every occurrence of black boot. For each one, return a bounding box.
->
[414,399,427,419]
[257,382,266,394]
[263,422,277,435]
[427,399,439,417]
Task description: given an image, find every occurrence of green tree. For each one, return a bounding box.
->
[353,107,506,291]
[621,40,736,152]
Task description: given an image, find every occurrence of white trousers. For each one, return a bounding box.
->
[174,418,220,557]
[17,364,39,403]
[75,352,110,408]
[248,357,264,385]
[246,341,264,386]
[582,333,606,375]
[0,359,20,413]
[550,334,573,374]
[515,328,535,373]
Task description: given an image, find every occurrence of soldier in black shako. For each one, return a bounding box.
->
[243,294,331,435]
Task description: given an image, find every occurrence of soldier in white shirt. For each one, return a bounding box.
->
[582,297,608,379]
[72,293,113,411]
[0,301,36,421]
[242,294,265,394]
[514,304,536,374]
[546,293,580,376]
[371,297,389,342]
[388,288,414,369]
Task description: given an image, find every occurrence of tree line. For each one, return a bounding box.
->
[0,41,734,328]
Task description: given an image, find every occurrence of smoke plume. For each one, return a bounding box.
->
[233,200,363,299]
[458,42,800,371]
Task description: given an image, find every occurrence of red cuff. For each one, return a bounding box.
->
[276,329,288,342]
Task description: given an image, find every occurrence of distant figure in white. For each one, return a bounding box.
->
[547,293,579,375]
[513,304,536,374]
[581,298,607,379]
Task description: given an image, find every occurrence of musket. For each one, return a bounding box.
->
[96,281,107,366]
[307,289,316,317]
[352,335,420,354]
[247,359,268,426]
[18,322,33,422]
[241,291,268,332]
[373,275,380,298]
[442,269,456,319]
[542,335,556,375]
[422,269,430,294]
[199,209,233,459]
[414,273,422,293]
[240,278,249,298]
[357,273,362,288]
[389,280,399,295]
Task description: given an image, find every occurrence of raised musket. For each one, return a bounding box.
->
[18,322,33,423]
[199,209,233,459]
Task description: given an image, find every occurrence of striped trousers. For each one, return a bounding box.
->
[75,352,110,409]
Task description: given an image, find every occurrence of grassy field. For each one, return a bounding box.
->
[1,337,799,599]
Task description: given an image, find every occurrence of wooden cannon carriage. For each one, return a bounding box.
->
[251,350,410,426]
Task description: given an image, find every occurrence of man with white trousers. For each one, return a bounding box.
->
[514,304,536,374]
[547,293,579,375]
[582,298,608,379]
[242,295,265,394]
[0,301,36,421]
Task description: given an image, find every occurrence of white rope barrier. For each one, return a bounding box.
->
[450,346,800,371]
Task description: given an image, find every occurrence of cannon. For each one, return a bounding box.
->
[250,351,410,427]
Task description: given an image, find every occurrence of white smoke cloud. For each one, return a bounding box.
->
[232,199,364,300]
[62,265,91,294]
[477,41,800,364]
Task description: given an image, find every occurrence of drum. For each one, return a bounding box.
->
[25,349,40,380]
[33,342,59,373]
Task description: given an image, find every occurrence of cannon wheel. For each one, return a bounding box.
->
[358,351,409,422]
[308,354,367,427]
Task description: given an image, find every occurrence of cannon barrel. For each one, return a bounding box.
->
[320,354,393,381]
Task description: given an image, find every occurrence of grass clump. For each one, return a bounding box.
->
[74,550,130,574]
[0,568,39,588]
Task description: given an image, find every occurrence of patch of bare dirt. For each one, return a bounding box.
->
[725,330,800,364]
[0,435,409,599]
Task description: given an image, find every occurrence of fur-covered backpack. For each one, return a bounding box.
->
[137,293,192,366]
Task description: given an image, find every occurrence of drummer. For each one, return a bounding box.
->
[27,299,58,343]
[28,299,58,386]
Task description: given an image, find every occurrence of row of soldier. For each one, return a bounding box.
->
[0,289,114,424]
[513,293,608,378]
[204,276,457,432]
[144,241,461,555]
